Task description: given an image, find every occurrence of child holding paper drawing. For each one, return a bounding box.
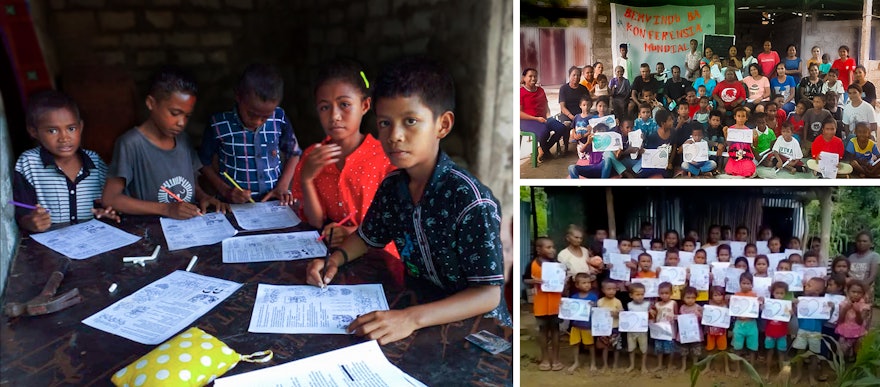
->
[306,58,509,345]
[807,118,853,177]
[677,287,703,372]
[566,272,600,374]
[650,282,678,372]
[290,59,397,252]
[679,124,717,177]
[792,277,830,385]
[596,280,623,372]
[525,237,563,371]
[763,281,791,379]
[754,255,771,278]
[731,272,759,376]
[724,107,757,177]
[821,272,847,368]
[103,66,228,219]
[752,113,776,166]
[835,280,870,360]
[662,250,685,301]
[768,237,783,254]
[13,90,119,232]
[625,282,650,374]
[705,286,732,375]
[693,249,710,302]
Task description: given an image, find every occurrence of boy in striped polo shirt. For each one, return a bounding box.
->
[306,57,510,344]
[13,90,118,232]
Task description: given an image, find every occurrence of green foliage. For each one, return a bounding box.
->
[805,187,880,257]
[520,187,548,236]
[787,328,880,387]
[690,351,765,387]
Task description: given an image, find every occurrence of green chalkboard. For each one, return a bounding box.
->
[703,34,735,58]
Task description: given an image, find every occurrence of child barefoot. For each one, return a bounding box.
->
[677,287,703,372]
[763,281,792,379]
[525,237,563,371]
[705,287,732,375]
[835,281,871,361]
[596,280,624,372]
[625,283,651,373]
[731,272,759,376]
[651,282,678,372]
[566,273,600,373]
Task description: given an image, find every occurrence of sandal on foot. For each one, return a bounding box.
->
[552,362,565,371]
[539,362,551,371]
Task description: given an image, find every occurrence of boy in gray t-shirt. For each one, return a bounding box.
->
[103,67,227,219]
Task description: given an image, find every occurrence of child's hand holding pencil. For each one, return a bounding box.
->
[10,201,51,233]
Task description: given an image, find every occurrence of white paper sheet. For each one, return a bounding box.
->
[762,298,792,322]
[703,245,718,263]
[559,297,593,322]
[753,276,773,299]
[710,261,730,274]
[619,311,648,332]
[649,321,674,341]
[659,266,687,286]
[678,251,695,267]
[796,267,827,284]
[682,141,710,162]
[746,257,757,274]
[797,296,832,319]
[726,128,753,143]
[774,271,804,292]
[589,114,618,130]
[641,148,670,169]
[677,314,702,343]
[818,151,839,178]
[826,294,847,324]
[689,264,711,290]
[784,249,803,259]
[82,270,242,344]
[756,241,770,255]
[641,239,652,250]
[213,340,425,387]
[30,219,140,259]
[603,239,620,256]
[222,231,328,263]
[591,308,613,336]
[608,253,632,281]
[629,130,644,148]
[631,278,659,298]
[540,262,566,292]
[159,212,238,251]
[728,295,760,318]
[646,250,666,271]
[230,200,302,230]
[592,131,623,151]
[725,267,746,293]
[767,253,788,274]
[248,284,389,334]
[701,305,731,328]
[726,241,746,258]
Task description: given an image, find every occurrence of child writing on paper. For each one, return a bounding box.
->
[566,272,600,374]
[306,58,509,345]
[650,281,678,372]
[763,281,792,379]
[290,59,397,254]
[525,237,562,371]
[200,64,301,204]
[596,280,623,372]
[13,90,119,232]
[103,66,227,219]
[677,287,703,372]
[705,286,732,375]
[625,282,650,374]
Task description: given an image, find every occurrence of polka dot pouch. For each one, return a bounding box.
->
[111,327,273,387]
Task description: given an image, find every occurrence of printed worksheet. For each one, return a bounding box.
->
[729,295,760,318]
[702,305,730,329]
[677,314,702,343]
[762,298,792,322]
[82,270,242,345]
[230,200,302,231]
[30,219,140,259]
[222,231,327,263]
[641,148,670,169]
[678,251,695,267]
[703,245,718,263]
[631,278,659,298]
[774,270,804,292]
[248,284,389,334]
[726,128,753,143]
[608,253,632,281]
[682,141,709,162]
[160,212,238,251]
[659,266,687,285]
[689,264,710,290]
[540,262,566,293]
[753,276,773,299]
[214,341,426,387]
[559,298,592,322]
[797,296,832,319]
[619,311,648,332]
[591,308,613,336]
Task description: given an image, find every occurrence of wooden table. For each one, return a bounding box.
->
[0,215,512,386]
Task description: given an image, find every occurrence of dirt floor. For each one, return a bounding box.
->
[519,301,880,387]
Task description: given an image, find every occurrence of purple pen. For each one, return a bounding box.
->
[8,200,49,213]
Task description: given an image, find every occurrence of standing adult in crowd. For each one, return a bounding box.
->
[743,63,770,110]
[847,231,878,327]
[685,39,702,80]
[771,62,797,113]
[852,65,876,106]
[559,65,591,151]
[783,44,803,83]
[832,45,857,92]
[594,62,605,79]
[520,68,565,162]
[579,64,597,94]
[797,63,824,102]
[742,44,757,72]
[758,40,781,78]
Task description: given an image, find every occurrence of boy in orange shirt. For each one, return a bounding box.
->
[524,237,563,371]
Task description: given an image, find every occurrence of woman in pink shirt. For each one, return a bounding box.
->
[742,63,770,111]
[757,40,781,78]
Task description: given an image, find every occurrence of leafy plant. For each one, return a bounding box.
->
[786,328,880,387]
[690,351,765,387]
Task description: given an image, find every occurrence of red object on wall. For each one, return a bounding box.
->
[1,0,54,103]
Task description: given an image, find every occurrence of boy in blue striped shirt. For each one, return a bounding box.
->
[13,90,117,232]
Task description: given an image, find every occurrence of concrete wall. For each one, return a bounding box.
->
[23,0,512,217]
[0,91,20,295]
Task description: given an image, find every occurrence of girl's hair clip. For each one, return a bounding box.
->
[360,71,370,89]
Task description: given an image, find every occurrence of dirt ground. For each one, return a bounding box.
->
[519,302,880,387]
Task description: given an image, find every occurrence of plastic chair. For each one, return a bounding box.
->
[520,131,537,168]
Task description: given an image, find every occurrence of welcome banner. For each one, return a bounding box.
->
[611,4,715,75]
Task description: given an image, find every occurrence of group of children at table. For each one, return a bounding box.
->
[12,57,511,344]
[528,225,874,385]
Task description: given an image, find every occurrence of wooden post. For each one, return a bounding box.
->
[606,187,616,239]
[819,187,834,266]
[861,0,872,65]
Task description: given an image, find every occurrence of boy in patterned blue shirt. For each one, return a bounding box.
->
[200,63,301,204]
[307,57,509,344]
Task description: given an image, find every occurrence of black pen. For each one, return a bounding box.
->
[320,227,334,288]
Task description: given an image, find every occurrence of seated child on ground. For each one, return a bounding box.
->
[770,122,805,174]
[752,112,776,166]
[102,66,227,219]
[807,118,853,177]
[724,107,757,177]
[844,122,880,178]
[13,90,118,232]
[680,123,717,176]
